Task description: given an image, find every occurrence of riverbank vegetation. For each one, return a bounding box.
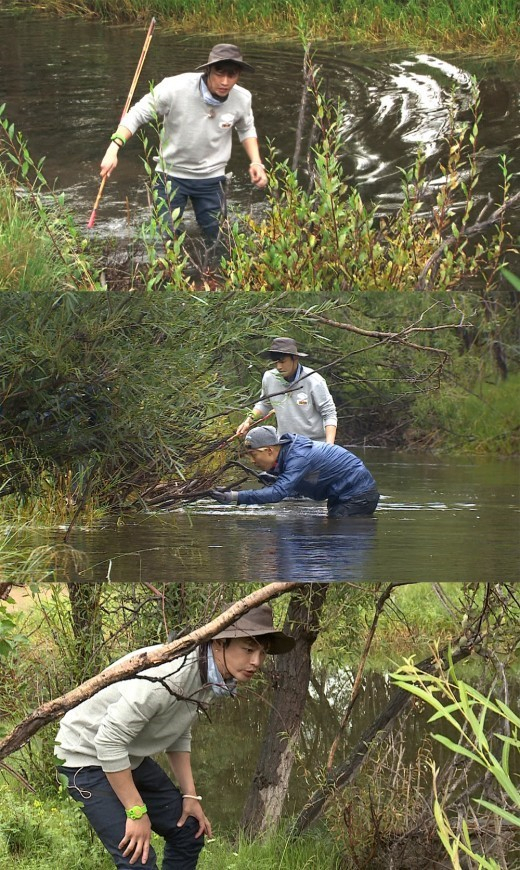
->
[13,0,520,55]
[1,289,519,532]
[2,64,519,297]
[1,65,519,524]
[1,582,518,868]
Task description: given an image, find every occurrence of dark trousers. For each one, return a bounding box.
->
[58,759,204,869]
[327,487,380,518]
[154,174,226,243]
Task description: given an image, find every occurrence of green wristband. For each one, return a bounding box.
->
[125,804,147,819]
[110,134,125,148]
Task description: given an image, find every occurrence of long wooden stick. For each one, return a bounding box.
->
[87,17,156,229]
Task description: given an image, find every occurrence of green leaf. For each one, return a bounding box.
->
[487,759,520,805]
[475,798,520,828]
[495,698,520,728]
[501,268,520,292]
[432,734,482,766]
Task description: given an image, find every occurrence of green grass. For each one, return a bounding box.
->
[0,784,340,869]
[0,180,68,292]
[15,0,520,55]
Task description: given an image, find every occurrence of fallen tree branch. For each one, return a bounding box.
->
[0,582,302,760]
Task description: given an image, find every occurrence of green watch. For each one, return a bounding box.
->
[125,804,148,820]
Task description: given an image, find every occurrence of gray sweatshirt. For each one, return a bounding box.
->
[121,72,257,179]
[54,647,214,772]
[253,365,338,441]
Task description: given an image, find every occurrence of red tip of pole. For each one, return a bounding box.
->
[87,209,96,229]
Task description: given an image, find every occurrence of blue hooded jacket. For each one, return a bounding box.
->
[236,434,377,506]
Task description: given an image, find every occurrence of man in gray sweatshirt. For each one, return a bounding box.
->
[236,337,338,444]
[55,605,293,870]
[100,44,267,244]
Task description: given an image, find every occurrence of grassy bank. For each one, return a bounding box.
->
[13,0,520,55]
[0,784,338,870]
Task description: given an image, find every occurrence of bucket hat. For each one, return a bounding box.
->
[195,44,255,72]
[244,425,291,450]
[212,604,294,654]
[260,337,308,357]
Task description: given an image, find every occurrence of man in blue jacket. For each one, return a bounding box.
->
[210,426,379,517]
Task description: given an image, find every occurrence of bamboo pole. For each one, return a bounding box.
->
[87,17,156,229]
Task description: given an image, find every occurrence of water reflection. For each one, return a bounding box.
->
[0,15,518,238]
[192,658,516,831]
[238,514,378,583]
[19,450,519,583]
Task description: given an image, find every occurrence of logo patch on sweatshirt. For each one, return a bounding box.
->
[295,391,309,406]
[219,113,235,129]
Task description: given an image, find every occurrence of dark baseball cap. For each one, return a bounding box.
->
[244,425,291,450]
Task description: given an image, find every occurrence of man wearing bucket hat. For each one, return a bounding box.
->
[100,44,267,245]
[236,337,338,444]
[211,425,379,518]
[55,604,293,870]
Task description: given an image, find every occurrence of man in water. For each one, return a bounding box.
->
[100,44,267,245]
[211,425,379,518]
[55,604,293,869]
[236,337,338,444]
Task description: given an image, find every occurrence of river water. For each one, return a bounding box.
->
[191,660,519,834]
[1,14,519,241]
[18,449,517,583]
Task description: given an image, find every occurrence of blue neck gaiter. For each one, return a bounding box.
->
[207,645,237,697]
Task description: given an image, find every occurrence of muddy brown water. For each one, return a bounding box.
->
[1,14,519,247]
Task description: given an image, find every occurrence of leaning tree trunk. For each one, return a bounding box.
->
[240,584,329,837]
[291,633,478,835]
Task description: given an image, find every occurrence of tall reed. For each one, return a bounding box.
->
[19,0,520,54]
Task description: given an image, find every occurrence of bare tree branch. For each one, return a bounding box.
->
[291,630,480,836]
[326,583,395,770]
[0,582,302,760]
[269,306,462,356]
[416,190,520,291]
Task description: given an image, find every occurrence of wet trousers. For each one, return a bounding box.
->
[327,487,380,517]
[154,173,226,243]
